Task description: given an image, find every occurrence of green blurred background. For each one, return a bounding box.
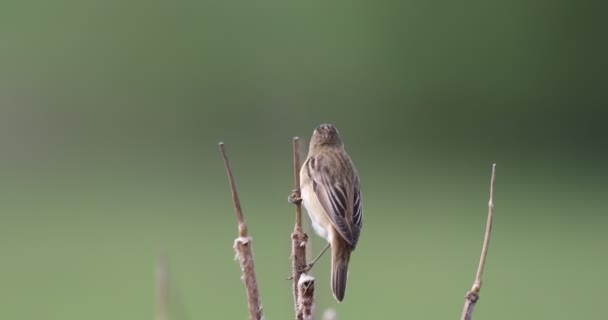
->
[1,0,607,319]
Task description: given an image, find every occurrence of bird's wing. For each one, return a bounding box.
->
[352,175,363,246]
[305,154,362,248]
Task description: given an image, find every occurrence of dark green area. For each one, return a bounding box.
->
[1,0,606,319]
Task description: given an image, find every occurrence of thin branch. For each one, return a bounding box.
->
[460,163,497,320]
[475,164,496,288]
[156,253,168,320]
[219,142,247,237]
[293,137,303,228]
[297,274,315,320]
[289,137,314,320]
[219,142,264,320]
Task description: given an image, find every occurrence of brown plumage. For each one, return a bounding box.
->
[300,124,363,302]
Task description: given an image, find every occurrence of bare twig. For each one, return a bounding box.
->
[293,137,303,229]
[289,137,314,320]
[460,164,497,320]
[156,254,168,320]
[219,143,247,237]
[298,274,315,320]
[219,142,264,320]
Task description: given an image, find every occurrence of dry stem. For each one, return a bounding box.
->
[293,137,303,228]
[460,164,497,320]
[219,142,264,320]
[290,137,314,320]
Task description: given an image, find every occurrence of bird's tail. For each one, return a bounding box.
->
[331,238,351,302]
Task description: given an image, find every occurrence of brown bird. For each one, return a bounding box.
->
[300,124,363,302]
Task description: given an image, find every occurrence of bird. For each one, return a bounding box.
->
[299,124,363,302]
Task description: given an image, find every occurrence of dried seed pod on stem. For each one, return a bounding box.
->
[219,142,264,320]
[289,137,315,320]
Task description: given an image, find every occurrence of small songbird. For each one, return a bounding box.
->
[300,124,363,302]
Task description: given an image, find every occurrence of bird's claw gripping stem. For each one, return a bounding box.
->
[288,190,302,205]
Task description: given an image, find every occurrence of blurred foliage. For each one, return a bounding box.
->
[0,0,606,319]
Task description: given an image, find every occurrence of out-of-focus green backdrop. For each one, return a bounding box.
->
[1,0,606,319]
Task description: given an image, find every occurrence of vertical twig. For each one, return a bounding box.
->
[156,253,168,320]
[460,164,497,320]
[293,137,303,229]
[289,137,314,320]
[219,142,264,320]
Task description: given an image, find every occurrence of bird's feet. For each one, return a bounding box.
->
[288,190,302,205]
[286,263,316,280]
[299,262,315,273]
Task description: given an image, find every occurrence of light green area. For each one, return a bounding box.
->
[1,172,607,319]
[1,0,607,319]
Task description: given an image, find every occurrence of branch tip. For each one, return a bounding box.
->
[219,143,264,320]
[219,142,246,234]
[460,164,497,320]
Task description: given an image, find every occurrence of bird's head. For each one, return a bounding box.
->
[310,124,343,148]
